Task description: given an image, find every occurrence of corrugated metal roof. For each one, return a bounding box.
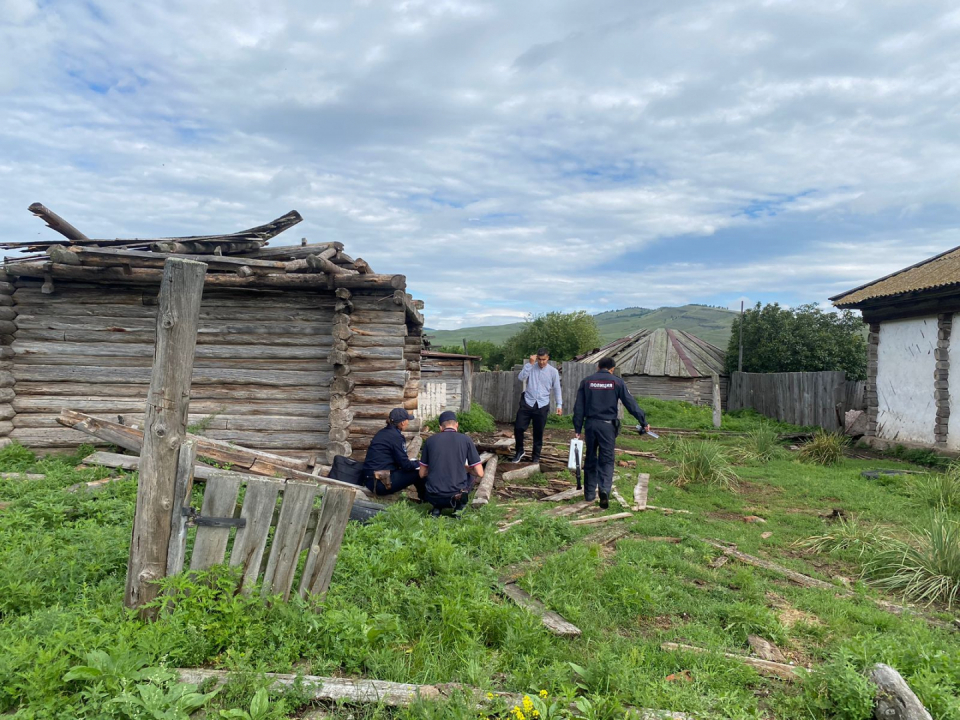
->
[832,244,960,308]
[575,328,725,378]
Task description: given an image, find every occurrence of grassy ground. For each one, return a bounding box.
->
[1,402,958,719]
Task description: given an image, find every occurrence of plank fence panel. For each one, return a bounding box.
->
[299,486,355,600]
[261,482,318,601]
[230,478,283,593]
[471,371,523,422]
[728,371,857,430]
[189,474,243,571]
[561,362,593,416]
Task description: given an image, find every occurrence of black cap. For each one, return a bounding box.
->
[389,408,414,423]
[438,410,458,424]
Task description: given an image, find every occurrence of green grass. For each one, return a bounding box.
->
[2,401,960,720]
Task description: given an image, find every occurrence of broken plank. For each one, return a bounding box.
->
[633,472,649,510]
[499,582,582,637]
[541,486,582,502]
[660,642,808,682]
[496,519,524,533]
[545,500,592,517]
[611,487,630,510]
[570,512,633,526]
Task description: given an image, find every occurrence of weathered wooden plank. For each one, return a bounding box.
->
[230,478,282,594]
[470,455,498,507]
[499,582,581,637]
[299,486,356,600]
[189,476,243,571]
[541,486,582,502]
[262,482,318,601]
[633,473,649,511]
[125,258,206,615]
[166,441,197,576]
[569,512,632,526]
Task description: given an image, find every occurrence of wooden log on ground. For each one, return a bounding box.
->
[501,464,541,482]
[868,664,933,720]
[0,471,45,480]
[570,512,632,526]
[471,455,498,506]
[633,473,649,511]
[499,582,581,637]
[660,642,808,682]
[125,258,206,616]
[541,486,582,502]
[247,241,342,260]
[27,202,89,241]
[748,635,788,664]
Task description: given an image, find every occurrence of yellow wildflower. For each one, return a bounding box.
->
[486,693,494,699]
[539,689,548,698]
[523,695,534,711]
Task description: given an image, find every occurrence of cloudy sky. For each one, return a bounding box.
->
[2,0,960,329]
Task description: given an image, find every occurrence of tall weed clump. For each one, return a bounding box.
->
[910,466,960,512]
[798,429,849,466]
[669,439,738,490]
[865,512,960,608]
[736,422,785,463]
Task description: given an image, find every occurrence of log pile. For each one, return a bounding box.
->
[2,204,425,462]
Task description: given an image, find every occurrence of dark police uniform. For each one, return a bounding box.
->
[573,370,647,501]
[419,428,483,511]
[361,424,425,497]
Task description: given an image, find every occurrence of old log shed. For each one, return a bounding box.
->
[0,208,426,464]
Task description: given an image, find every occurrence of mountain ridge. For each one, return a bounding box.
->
[426,304,737,350]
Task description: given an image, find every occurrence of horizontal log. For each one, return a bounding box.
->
[348,386,404,403]
[12,301,336,323]
[12,356,333,373]
[11,427,106,447]
[351,370,407,387]
[14,365,333,386]
[349,346,404,359]
[63,246,292,273]
[245,241,343,260]
[13,398,330,418]
[15,412,331,432]
[14,328,338,347]
[12,340,333,361]
[11,382,331,401]
[350,324,408,337]
[15,315,335,336]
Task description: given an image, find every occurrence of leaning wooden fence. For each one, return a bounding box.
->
[727,371,866,430]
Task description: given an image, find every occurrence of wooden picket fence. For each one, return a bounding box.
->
[727,371,865,430]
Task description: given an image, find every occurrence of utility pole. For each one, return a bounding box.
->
[738,300,744,373]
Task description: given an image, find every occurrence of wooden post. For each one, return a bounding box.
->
[125,258,207,615]
[165,440,197,576]
[712,373,722,429]
[461,358,473,412]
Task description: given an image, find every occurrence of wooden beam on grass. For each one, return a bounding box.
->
[633,472,649,510]
[125,258,206,616]
[498,582,582,637]
[541,486,582,502]
[660,642,809,682]
[471,454,498,506]
[502,463,540,482]
[570,511,632,526]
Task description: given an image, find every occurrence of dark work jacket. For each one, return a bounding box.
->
[573,370,646,434]
[362,425,420,473]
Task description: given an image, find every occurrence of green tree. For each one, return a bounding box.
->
[501,311,602,367]
[725,302,866,379]
[435,340,507,370]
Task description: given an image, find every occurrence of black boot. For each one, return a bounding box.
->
[598,491,609,509]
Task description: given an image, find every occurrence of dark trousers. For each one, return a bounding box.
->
[584,419,616,500]
[364,468,425,498]
[423,482,473,511]
[514,398,550,456]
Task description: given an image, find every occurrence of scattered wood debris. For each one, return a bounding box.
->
[570,512,632,526]
[748,635,788,664]
[661,642,809,682]
[0,472,45,481]
[633,473,649,510]
[498,582,581,637]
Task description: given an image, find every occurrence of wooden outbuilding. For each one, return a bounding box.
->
[832,245,960,450]
[418,350,481,419]
[575,328,728,407]
[0,206,424,464]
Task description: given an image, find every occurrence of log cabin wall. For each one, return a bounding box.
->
[622,374,729,410]
[0,270,15,446]
[7,279,417,462]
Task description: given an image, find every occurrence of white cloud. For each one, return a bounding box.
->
[1,0,960,329]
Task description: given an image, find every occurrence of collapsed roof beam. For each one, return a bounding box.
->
[27,202,89,242]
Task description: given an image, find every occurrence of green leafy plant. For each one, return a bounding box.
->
[669,439,739,489]
[219,687,271,720]
[187,410,224,436]
[425,403,496,433]
[866,512,960,608]
[798,429,849,466]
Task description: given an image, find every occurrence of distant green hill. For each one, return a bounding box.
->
[426,304,736,351]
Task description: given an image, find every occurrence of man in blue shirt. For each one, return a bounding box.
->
[361,408,426,498]
[419,410,484,518]
[510,347,562,464]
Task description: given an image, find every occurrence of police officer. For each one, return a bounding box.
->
[361,408,427,499]
[419,410,484,518]
[573,357,649,508]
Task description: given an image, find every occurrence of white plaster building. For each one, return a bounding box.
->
[832,248,960,450]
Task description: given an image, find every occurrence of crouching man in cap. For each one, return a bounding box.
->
[361,408,427,498]
[418,410,484,518]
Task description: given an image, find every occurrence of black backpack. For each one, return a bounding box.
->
[329,455,364,486]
